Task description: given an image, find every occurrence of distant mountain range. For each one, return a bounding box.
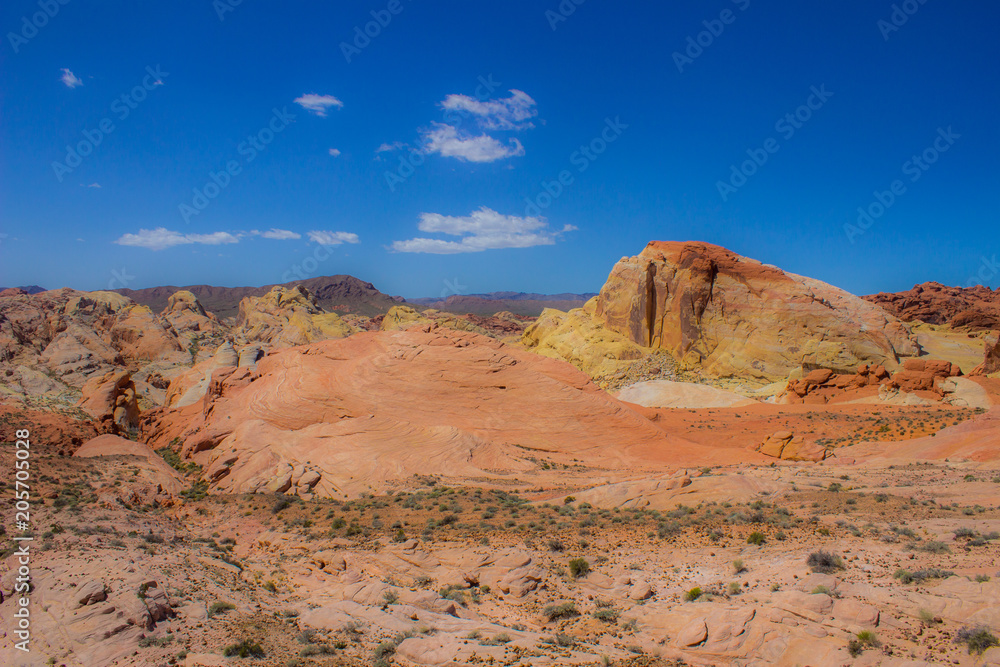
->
[409,292,597,316]
[5,276,599,319]
[113,275,405,319]
[0,285,46,294]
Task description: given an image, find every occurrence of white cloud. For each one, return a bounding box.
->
[376,141,405,153]
[294,93,343,117]
[328,148,341,157]
[422,123,524,163]
[115,228,240,251]
[252,228,301,240]
[390,207,575,254]
[60,68,83,88]
[307,230,360,246]
[440,89,537,130]
[80,182,101,188]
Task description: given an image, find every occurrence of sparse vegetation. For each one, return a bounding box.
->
[806,550,844,574]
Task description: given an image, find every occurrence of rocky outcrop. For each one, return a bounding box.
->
[865,282,1000,330]
[780,360,962,405]
[77,371,140,433]
[592,242,920,380]
[141,328,691,498]
[971,333,1000,376]
[234,285,356,348]
[756,431,827,462]
[521,299,651,384]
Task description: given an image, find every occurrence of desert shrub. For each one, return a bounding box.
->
[732,559,747,574]
[262,580,277,593]
[806,550,844,573]
[811,585,831,595]
[138,635,174,648]
[847,630,880,656]
[547,539,565,552]
[956,626,999,655]
[728,582,742,596]
[271,497,291,514]
[827,482,843,492]
[568,557,590,578]
[747,531,765,546]
[593,608,619,623]
[684,587,702,602]
[918,541,950,554]
[381,590,399,605]
[543,602,579,622]
[223,640,264,658]
[208,601,235,617]
[954,527,976,539]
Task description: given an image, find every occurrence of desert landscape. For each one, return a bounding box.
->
[2,241,999,667]
[3,2,998,665]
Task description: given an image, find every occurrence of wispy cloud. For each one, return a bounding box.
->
[376,141,406,153]
[307,230,360,246]
[80,182,101,188]
[422,123,524,163]
[252,228,301,240]
[328,148,341,157]
[440,89,537,130]
[116,227,305,250]
[115,228,241,251]
[390,207,575,254]
[293,93,344,117]
[60,68,83,88]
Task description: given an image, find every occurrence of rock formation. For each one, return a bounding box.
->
[78,370,140,433]
[971,333,1000,376]
[755,431,827,462]
[141,327,690,498]
[865,281,1000,330]
[234,285,356,347]
[522,298,651,383]
[592,242,920,380]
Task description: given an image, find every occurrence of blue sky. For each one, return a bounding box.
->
[1,0,997,297]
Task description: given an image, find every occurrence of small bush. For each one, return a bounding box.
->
[568,557,590,578]
[208,601,236,617]
[684,587,703,602]
[728,582,742,596]
[223,640,264,658]
[593,608,619,623]
[918,541,950,554]
[747,531,765,546]
[806,550,844,574]
[847,630,880,656]
[543,602,579,622]
[733,559,747,574]
[956,626,999,655]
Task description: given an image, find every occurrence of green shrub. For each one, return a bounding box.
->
[957,626,999,655]
[806,550,844,573]
[746,531,765,546]
[223,640,264,658]
[543,602,579,622]
[593,608,619,623]
[684,587,702,602]
[568,557,590,578]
